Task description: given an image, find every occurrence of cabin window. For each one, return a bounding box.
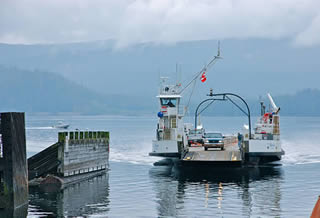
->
[161,98,177,107]
[171,118,177,128]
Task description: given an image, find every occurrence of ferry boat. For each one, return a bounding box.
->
[149,46,284,165]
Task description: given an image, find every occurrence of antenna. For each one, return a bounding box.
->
[260,101,265,116]
[179,63,182,85]
[217,40,221,57]
[176,62,178,84]
[175,62,182,85]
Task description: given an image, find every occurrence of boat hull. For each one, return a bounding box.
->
[149,152,180,158]
[245,149,285,164]
[179,160,242,167]
[151,140,183,157]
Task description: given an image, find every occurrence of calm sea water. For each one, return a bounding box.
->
[25,115,320,217]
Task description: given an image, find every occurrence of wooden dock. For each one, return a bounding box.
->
[0,113,110,216]
[28,131,110,187]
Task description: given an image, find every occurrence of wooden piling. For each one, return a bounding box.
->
[0,112,28,212]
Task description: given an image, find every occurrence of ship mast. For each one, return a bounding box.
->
[179,41,222,94]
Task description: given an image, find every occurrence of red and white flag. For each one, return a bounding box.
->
[200,72,206,83]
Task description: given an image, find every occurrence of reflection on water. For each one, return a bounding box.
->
[28,173,110,217]
[149,165,283,217]
[0,204,28,218]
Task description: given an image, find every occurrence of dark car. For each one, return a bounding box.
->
[203,132,224,150]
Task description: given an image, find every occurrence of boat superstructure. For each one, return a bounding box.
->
[150,44,222,159]
[150,79,187,158]
[243,93,284,163]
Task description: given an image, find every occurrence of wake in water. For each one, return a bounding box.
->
[109,140,161,166]
[109,136,320,166]
[26,126,55,130]
[110,138,320,166]
[27,134,320,166]
[282,139,320,165]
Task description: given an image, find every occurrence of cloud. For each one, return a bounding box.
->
[0,0,319,47]
[294,14,320,46]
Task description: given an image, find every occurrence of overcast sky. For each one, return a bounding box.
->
[1,0,319,47]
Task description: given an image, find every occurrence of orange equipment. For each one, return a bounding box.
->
[311,196,320,218]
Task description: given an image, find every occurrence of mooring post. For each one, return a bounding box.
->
[0,112,28,215]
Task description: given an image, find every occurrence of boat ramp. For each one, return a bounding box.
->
[182,136,242,166]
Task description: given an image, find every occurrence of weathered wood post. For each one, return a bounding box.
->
[0,112,28,215]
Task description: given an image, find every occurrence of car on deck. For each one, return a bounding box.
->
[203,132,224,150]
[187,128,205,146]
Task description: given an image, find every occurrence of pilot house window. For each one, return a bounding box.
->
[161,98,177,107]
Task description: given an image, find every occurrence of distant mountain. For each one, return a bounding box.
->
[0,65,319,116]
[273,89,320,116]
[0,65,154,114]
[0,39,319,99]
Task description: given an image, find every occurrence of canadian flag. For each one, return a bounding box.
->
[200,71,206,83]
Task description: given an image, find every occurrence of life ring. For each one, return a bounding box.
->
[262,113,271,123]
[161,106,167,113]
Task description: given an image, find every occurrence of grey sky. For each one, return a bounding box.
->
[0,0,320,47]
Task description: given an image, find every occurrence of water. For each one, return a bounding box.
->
[25,115,320,217]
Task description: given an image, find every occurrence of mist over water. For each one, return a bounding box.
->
[25,115,320,217]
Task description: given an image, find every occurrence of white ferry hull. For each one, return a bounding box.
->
[248,139,282,153]
[149,140,181,158]
[244,140,284,164]
[245,151,284,164]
